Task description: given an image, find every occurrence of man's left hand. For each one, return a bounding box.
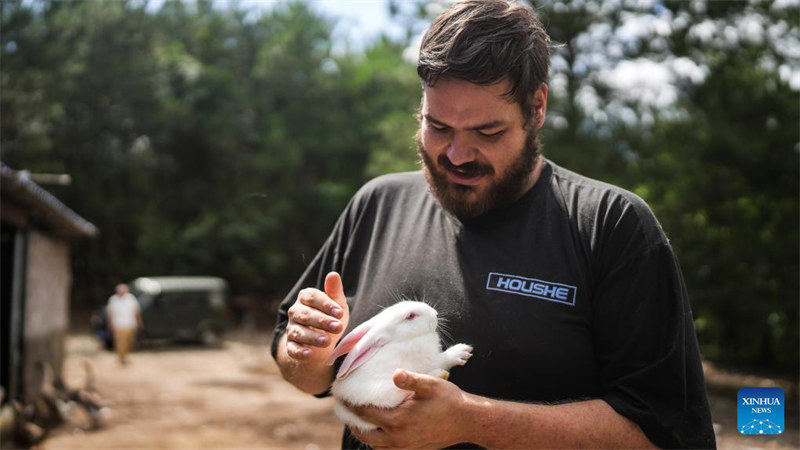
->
[349,369,471,449]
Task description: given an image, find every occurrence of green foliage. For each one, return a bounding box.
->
[1,0,420,301]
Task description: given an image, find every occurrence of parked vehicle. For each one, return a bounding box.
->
[91,276,229,349]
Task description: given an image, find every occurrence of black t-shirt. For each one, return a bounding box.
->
[271,160,716,449]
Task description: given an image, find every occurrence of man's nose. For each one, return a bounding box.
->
[446,132,477,166]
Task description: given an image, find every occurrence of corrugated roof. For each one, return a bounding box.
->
[1,163,98,239]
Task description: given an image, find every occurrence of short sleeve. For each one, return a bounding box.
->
[593,243,715,448]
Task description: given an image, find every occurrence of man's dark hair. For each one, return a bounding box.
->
[417,0,551,125]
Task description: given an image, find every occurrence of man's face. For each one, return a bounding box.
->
[417,77,546,219]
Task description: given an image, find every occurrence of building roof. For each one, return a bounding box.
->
[1,163,98,239]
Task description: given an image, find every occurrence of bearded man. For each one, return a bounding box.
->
[271,1,716,448]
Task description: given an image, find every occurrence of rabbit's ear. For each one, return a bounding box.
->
[336,333,387,379]
[325,321,371,366]
[325,319,388,379]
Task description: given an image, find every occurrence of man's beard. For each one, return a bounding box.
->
[418,130,541,219]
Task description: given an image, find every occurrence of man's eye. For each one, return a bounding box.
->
[430,125,450,134]
[479,130,504,138]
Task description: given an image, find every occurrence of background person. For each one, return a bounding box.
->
[107,283,142,365]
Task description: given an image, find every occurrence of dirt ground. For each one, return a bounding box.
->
[37,331,798,450]
[42,331,343,449]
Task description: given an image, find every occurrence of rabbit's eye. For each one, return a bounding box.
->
[405,312,418,321]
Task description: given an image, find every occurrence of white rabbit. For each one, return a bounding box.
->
[325,301,473,432]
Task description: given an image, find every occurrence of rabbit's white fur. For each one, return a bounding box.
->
[326,301,473,432]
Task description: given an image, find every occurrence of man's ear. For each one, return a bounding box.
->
[531,84,548,130]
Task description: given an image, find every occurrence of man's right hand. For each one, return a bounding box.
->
[284,272,350,364]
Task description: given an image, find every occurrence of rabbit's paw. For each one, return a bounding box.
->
[442,343,473,367]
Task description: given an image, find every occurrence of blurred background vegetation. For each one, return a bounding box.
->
[1,0,797,376]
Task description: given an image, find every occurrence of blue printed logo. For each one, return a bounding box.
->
[486,272,577,306]
[738,387,784,435]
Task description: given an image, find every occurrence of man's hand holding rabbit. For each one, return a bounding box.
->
[349,369,472,449]
[285,272,350,363]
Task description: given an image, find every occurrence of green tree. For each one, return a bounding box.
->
[1,0,425,302]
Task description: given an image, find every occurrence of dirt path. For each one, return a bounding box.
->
[43,332,342,449]
[41,332,797,449]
